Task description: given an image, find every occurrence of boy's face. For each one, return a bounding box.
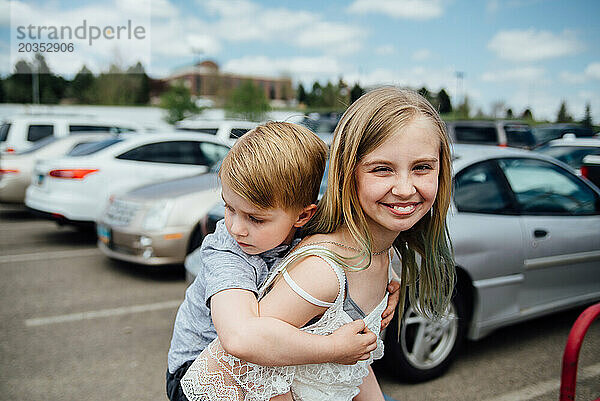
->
[221,183,302,255]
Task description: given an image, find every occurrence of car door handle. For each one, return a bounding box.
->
[534,229,548,238]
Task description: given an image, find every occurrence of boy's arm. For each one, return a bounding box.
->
[353,366,385,401]
[211,287,377,366]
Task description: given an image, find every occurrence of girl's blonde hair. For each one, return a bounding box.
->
[305,87,455,319]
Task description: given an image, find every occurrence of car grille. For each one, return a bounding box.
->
[104,199,142,226]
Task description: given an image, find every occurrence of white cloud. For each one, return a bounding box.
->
[222,55,342,84]
[412,49,432,61]
[197,0,365,54]
[559,71,586,84]
[348,0,444,20]
[295,22,365,55]
[585,62,600,80]
[481,67,546,82]
[375,44,395,55]
[0,0,9,27]
[486,0,500,14]
[488,29,584,62]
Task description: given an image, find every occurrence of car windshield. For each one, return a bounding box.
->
[66,138,123,156]
[16,136,59,154]
[537,146,600,169]
[505,124,536,148]
[0,123,10,142]
[453,125,497,144]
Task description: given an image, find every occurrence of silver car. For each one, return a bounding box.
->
[96,173,221,265]
[187,144,600,382]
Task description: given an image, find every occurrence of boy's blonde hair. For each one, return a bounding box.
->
[306,87,455,319]
[219,121,327,211]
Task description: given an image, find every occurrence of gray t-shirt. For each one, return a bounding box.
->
[167,220,298,373]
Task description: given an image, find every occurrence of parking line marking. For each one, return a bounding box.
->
[0,248,99,264]
[25,300,182,327]
[486,362,600,401]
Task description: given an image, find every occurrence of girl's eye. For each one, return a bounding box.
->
[224,203,235,213]
[372,166,392,173]
[414,164,433,172]
[249,215,264,224]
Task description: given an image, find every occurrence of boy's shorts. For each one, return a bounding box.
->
[166,360,194,401]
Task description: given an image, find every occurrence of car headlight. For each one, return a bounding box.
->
[142,200,174,231]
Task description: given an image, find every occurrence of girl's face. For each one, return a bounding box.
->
[355,116,440,243]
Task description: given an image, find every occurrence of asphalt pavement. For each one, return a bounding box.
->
[1,204,598,400]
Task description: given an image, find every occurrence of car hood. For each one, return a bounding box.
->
[124,172,220,201]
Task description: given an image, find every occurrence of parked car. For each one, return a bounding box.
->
[96,172,221,265]
[25,133,230,227]
[300,112,342,146]
[535,135,600,174]
[533,123,595,146]
[582,154,600,188]
[0,114,148,153]
[446,120,536,149]
[175,119,258,146]
[186,144,600,382]
[0,133,118,204]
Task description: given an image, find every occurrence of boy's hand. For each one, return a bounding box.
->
[329,319,377,365]
[381,280,400,330]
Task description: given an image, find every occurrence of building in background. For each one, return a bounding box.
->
[164,60,294,107]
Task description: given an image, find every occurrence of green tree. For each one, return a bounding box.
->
[505,108,513,119]
[581,102,592,129]
[456,96,471,119]
[436,89,452,114]
[224,80,270,122]
[297,83,307,104]
[307,81,323,107]
[556,100,573,123]
[160,83,200,125]
[68,65,95,103]
[521,108,533,120]
[418,87,435,107]
[0,77,4,102]
[350,83,364,104]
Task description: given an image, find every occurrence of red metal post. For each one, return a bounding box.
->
[559,302,600,401]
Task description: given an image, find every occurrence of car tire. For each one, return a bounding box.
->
[383,292,468,382]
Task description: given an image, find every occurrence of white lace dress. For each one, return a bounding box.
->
[181,245,389,401]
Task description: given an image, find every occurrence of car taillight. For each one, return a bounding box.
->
[49,169,99,179]
[5,147,15,153]
[0,169,19,174]
[498,143,508,147]
[581,166,589,178]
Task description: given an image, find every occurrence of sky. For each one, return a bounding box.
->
[1,0,599,122]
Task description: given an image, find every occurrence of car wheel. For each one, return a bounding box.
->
[383,293,467,382]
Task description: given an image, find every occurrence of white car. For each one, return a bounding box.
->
[0,133,117,204]
[25,132,230,226]
[535,135,600,174]
[0,114,149,153]
[175,119,258,145]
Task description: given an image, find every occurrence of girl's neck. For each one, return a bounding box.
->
[335,224,396,254]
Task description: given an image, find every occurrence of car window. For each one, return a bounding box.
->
[537,146,600,169]
[453,125,498,144]
[69,125,115,133]
[27,125,54,142]
[16,136,58,154]
[176,127,218,135]
[117,141,202,165]
[498,158,598,215]
[0,123,10,142]
[67,138,123,156]
[454,161,514,214]
[504,124,536,148]
[198,142,229,166]
[230,128,250,139]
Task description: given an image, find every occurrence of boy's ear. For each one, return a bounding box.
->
[293,204,317,227]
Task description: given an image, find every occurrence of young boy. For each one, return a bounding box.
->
[167,122,398,401]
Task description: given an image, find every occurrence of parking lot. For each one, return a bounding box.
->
[1,203,598,401]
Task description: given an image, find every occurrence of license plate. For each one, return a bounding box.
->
[97,224,112,246]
